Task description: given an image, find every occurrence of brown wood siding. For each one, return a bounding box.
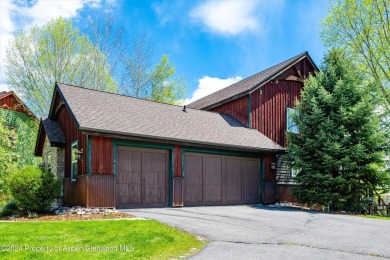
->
[91,136,113,175]
[56,95,86,177]
[63,176,88,206]
[86,175,115,207]
[250,81,302,147]
[174,145,182,177]
[63,175,115,207]
[0,94,27,114]
[207,58,316,148]
[210,95,248,126]
[173,177,184,207]
[263,181,276,204]
[277,184,298,203]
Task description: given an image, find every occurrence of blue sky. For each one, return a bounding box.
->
[0,0,329,103]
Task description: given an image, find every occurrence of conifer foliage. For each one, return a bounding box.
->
[287,49,390,211]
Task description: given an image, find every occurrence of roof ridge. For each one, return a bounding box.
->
[56,82,231,115]
[57,82,186,108]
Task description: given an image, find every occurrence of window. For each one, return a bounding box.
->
[286,107,299,133]
[71,141,78,181]
[46,150,52,173]
[291,168,300,178]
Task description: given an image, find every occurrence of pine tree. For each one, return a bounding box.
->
[287,49,390,211]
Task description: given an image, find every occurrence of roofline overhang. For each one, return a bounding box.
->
[34,118,44,156]
[198,52,319,111]
[80,127,286,154]
[48,83,81,128]
[0,91,39,121]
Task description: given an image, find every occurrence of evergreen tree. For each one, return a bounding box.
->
[287,49,390,211]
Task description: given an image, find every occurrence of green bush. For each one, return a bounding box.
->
[7,166,61,211]
[0,201,18,217]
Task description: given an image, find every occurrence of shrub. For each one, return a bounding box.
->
[0,201,18,217]
[7,166,61,211]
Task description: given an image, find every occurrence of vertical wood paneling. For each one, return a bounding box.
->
[86,175,115,207]
[55,93,86,178]
[63,175,115,207]
[0,94,27,114]
[174,145,182,177]
[250,81,303,147]
[277,184,298,203]
[91,136,113,174]
[173,177,184,207]
[210,95,248,126]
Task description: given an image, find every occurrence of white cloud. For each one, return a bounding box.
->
[185,76,242,104]
[0,84,10,92]
[0,0,103,82]
[190,0,261,35]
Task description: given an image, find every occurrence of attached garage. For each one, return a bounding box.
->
[183,152,260,206]
[40,84,284,208]
[115,146,169,208]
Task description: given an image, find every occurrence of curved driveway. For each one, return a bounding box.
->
[121,205,390,259]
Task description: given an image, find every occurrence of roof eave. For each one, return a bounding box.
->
[80,127,285,154]
[195,52,319,111]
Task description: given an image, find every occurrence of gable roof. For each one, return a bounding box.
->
[55,83,283,152]
[35,117,66,156]
[0,91,38,121]
[188,51,318,110]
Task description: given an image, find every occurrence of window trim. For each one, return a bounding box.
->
[71,140,78,181]
[46,150,52,173]
[286,107,299,134]
[291,168,300,178]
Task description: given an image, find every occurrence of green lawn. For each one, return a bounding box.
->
[362,215,390,220]
[0,220,205,259]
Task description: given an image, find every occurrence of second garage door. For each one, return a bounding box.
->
[183,152,260,206]
[116,146,169,208]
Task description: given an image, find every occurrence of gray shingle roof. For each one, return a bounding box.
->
[42,118,66,147]
[57,83,283,152]
[188,52,316,110]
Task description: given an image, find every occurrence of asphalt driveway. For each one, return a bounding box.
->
[121,205,390,259]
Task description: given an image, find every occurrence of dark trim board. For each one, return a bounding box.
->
[87,135,92,175]
[82,130,284,154]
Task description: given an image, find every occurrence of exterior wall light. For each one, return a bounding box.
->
[270,161,277,171]
[75,148,83,161]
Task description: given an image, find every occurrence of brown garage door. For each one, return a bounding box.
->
[184,152,260,206]
[116,146,169,208]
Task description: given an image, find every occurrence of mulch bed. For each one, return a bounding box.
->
[0,212,136,222]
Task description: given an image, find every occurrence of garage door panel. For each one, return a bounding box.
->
[184,155,203,202]
[203,157,222,202]
[116,146,168,208]
[225,158,242,203]
[142,151,167,205]
[242,160,259,203]
[184,152,260,206]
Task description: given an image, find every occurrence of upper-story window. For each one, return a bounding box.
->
[71,141,78,181]
[286,107,299,133]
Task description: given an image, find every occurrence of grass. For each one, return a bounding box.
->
[361,215,390,220]
[0,220,206,259]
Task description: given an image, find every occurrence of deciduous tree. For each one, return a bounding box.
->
[5,17,117,117]
[321,0,390,112]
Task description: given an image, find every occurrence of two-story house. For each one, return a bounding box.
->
[188,51,318,203]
